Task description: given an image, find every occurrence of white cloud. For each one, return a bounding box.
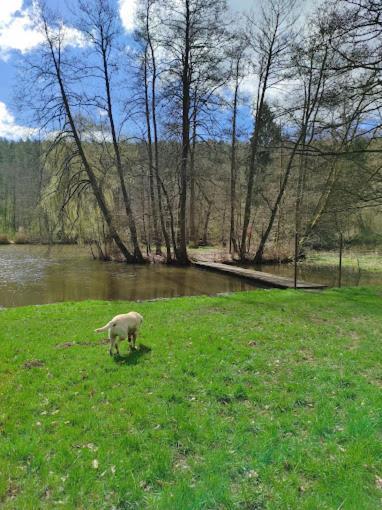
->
[227,0,323,15]
[58,25,88,49]
[0,101,38,140]
[0,1,88,61]
[118,0,324,34]
[0,10,43,60]
[0,0,24,25]
[119,0,137,32]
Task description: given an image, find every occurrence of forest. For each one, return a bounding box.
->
[1,0,382,264]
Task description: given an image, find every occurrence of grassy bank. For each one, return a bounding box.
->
[305,251,382,273]
[1,288,381,509]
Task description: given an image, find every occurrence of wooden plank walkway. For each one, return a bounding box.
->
[192,261,326,290]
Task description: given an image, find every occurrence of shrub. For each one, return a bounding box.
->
[0,234,10,245]
[14,232,30,244]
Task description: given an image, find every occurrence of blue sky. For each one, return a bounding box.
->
[0,0,320,140]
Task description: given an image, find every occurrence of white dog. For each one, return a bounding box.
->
[95,311,143,356]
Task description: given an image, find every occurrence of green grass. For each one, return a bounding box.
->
[1,288,382,509]
[305,251,382,273]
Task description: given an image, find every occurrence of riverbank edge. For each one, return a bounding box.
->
[2,243,382,273]
[0,284,379,313]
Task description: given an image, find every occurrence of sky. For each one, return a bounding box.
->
[0,0,321,140]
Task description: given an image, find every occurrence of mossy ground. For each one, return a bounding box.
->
[0,288,381,509]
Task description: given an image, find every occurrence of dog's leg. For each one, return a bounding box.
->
[109,333,116,356]
[128,331,133,350]
[115,339,120,356]
[132,331,137,350]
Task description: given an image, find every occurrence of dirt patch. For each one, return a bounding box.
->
[6,480,20,499]
[298,349,315,363]
[79,339,110,346]
[189,305,230,317]
[55,339,109,349]
[362,370,382,388]
[173,454,190,472]
[189,248,232,263]
[309,316,330,325]
[23,359,45,369]
[55,342,77,349]
[203,306,230,314]
[347,331,361,351]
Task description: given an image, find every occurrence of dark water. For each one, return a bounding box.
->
[0,245,263,308]
[1,246,380,308]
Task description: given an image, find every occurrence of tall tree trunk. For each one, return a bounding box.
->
[189,92,197,247]
[100,43,144,262]
[141,169,150,255]
[178,0,191,265]
[239,19,280,261]
[144,1,173,262]
[159,176,178,257]
[202,200,212,245]
[254,140,302,263]
[300,160,339,245]
[230,61,240,254]
[143,45,161,255]
[45,22,134,262]
[295,142,308,248]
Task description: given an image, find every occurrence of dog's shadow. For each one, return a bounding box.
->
[113,344,152,365]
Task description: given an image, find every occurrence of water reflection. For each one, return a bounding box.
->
[2,246,380,308]
[256,261,382,288]
[0,245,262,307]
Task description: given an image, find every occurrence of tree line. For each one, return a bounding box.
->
[3,0,382,262]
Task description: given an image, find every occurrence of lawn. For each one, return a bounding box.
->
[0,288,381,509]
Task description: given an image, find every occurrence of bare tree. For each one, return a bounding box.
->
[23,6,137,261]
[135,0,174,261]
[253,24,331,263]
[159,0,229,264]
[239,0,296,261]
[76,0,144,262]
[226,34,248,254]
[326,0,382,73]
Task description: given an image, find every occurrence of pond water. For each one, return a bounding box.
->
[256,258,382,288]
[0,245,263,308]
[1,246,380,308]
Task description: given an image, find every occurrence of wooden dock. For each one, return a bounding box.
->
[192,261,326,290]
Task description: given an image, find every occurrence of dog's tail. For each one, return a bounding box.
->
[95,322,110,333]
